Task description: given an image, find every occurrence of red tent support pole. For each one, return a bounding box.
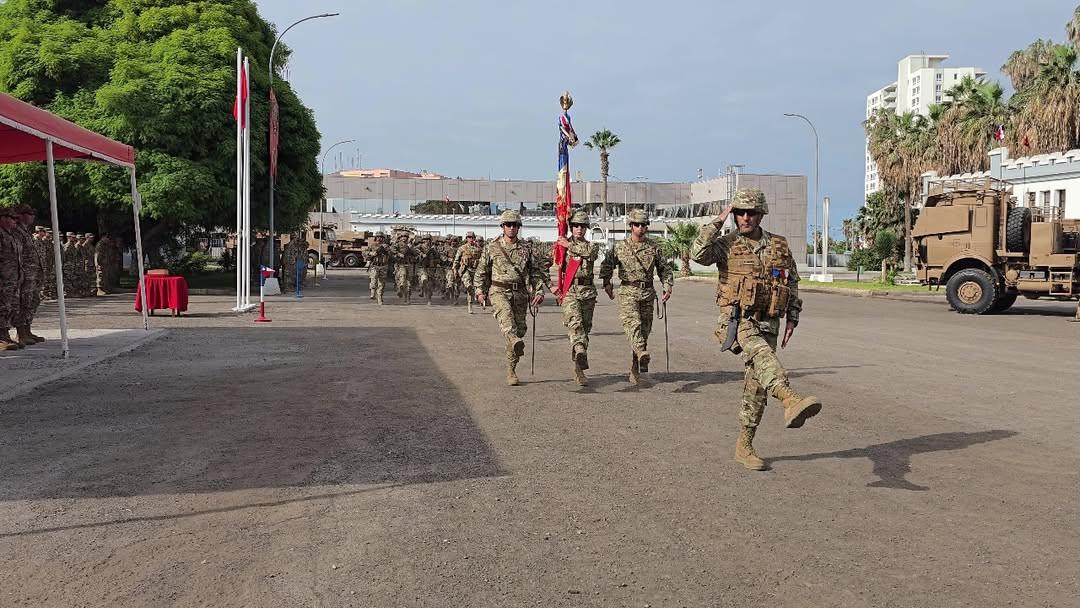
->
[45,141,70,358]
[129,169,149,331]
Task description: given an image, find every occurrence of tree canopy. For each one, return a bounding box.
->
[0,0,323,248]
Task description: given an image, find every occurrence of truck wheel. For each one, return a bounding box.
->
[307,252,320,268]
[1005,207,1031,252]
[945,268,998,314]
[343,253,361,267]
[988,290,1018,313]
[329,258,342,268]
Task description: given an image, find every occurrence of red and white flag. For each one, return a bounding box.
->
[994,125,1004,142]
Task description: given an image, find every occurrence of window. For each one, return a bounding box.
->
[935,84,942,91]
[954,74,958,80]
[936,72,943,81]
[1042,191,1052,206]
[1057,189,1066,208]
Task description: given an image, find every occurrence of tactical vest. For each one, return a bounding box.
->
[459,244,481,269]
[369,245,391,266]
[716,233,794,319]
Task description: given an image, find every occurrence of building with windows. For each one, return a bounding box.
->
[865,55,986,200]
[322,170,807,255]
[922,147,1080,220]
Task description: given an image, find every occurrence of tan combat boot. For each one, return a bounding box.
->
[573,364,588,387]
[467,298,474,314]
[628,354,640,386]
[638,350,650,373]
[573,344,589,370]
[15,326,37,347]
[775,386,822,429]
[506,362,520,386]
[735,427,767,471]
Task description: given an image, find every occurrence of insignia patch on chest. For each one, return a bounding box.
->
[771,268,787,279]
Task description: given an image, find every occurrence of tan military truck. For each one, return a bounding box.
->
[913,178,1080,314]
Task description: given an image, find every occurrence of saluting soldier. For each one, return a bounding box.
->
[554,210,601,386]
[690,187,821,472]
[475,210,551,386]
[598,209,674,386]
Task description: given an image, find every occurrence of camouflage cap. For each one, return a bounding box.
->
[498,210,522,225]
[569,210,589,225]
[732,187,768,215]
[35,225,46,231]
[465,231,476,237]
[14,203,35,215]
[627,209,649,225]
[65,231,75,237]
[374,231,385,238]
[84,233,95,238]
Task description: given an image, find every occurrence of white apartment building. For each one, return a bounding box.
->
[865,55,987,201]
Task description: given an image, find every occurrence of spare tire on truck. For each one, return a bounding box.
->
[1006,207,1031,252]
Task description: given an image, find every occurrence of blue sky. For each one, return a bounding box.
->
[254,0,1075,225]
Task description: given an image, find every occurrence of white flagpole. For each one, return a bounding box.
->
[243,56,253,309]
[234,47,243,311]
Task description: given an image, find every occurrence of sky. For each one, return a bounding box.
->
[253,0,1076,226]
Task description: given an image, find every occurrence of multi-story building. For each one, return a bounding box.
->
[865,55,987,201]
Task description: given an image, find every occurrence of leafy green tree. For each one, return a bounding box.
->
[656,221,699,276]
[0,0,323,254]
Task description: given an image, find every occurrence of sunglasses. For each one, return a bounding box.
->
[733,209,761,217]
[569,223,587,228]
[629,222,647,227]
[501,222,521,228]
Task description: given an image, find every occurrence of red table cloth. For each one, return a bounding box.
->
[134,275,189,314]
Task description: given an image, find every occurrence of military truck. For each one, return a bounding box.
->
[913,178,1080,314]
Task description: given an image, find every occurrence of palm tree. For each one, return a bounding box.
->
[1007,43,1080,154]
[583,129,621,222]
[656,221,700,276]
[930,78,1008,175]
[1069,7,1080,49]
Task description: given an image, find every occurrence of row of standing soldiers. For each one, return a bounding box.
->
[0,205,123,350]
[365,231,491,312]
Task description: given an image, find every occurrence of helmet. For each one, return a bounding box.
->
[626,209,649,225]
[465,230,476,238]
[14,203,35,215]
[569,210,589,225]
[732,188,768,215]
[374,231,385,238]
[498,210,522,225]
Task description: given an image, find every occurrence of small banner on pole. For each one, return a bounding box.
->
[269,88,280,178]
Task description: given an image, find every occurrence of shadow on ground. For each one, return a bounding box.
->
[0,327,504,501]
[769,430,1019,490]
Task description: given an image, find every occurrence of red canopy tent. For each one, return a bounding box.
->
[0,91,149,357]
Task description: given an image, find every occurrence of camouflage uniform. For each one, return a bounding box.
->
[416,237,439,305]
[598,209,674,384]
[443,238,460,305]
[475,210,550,384]
[40,229,57,301]
[0,209,25,349]
[82,234,97,297]
[281,238,301,292]
[454,232,484,313]
[558,211,601,385]
[95,236,110,295]
[392,237,417,303]
[690,187,821,471]
[12,207,45,343]
[62,233,78,298]
[365,233,391,304]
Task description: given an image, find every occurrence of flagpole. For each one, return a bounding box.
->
[234,47,243,312]
[243,56,253,310]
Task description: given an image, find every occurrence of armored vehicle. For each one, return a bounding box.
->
[913,178,1080,314]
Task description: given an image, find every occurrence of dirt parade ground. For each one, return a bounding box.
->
[1,270,1078,607]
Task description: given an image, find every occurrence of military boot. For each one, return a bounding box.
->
[377,295,384,305]
[15,327,37,347]
[573,344,589,370]
[506,361,520,386]
[27,326,45,343]
[735,426,767,471]
[775,385,822,429]
[370,292,376,300]
[573,363,588,387]
[628,354,640,386]
[638,350,651,373]
[511,337,526,359]
[1,328,23,350]
[467,299,474,314]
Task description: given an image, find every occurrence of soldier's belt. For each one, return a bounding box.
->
[621,280,653,289]
[491,279,527,290]
[572,277,594,286]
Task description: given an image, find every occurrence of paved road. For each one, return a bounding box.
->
[2,272,1078,607]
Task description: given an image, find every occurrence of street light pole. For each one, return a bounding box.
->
[784,113,819,275]
[319,139,355,274]
[268,12,339,273]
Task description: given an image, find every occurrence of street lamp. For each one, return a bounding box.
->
[319,138,355,273]
[783,113,820,277]
[267,12,340,272]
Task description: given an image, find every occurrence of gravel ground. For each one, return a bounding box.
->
[2,270,1078,607]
